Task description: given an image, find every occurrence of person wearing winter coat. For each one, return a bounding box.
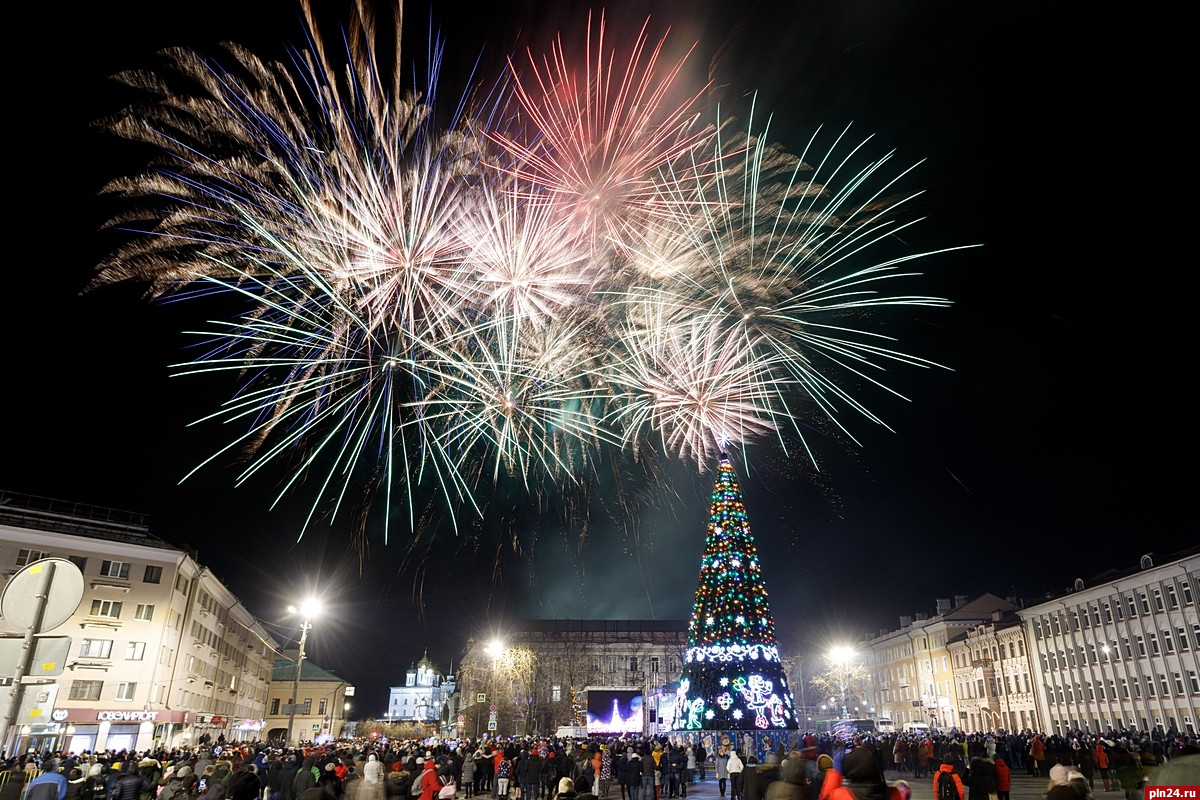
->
[763,758,805,800]
[930,757,964,800]
[109,764,149,800]
[1028,737,1046,778]
[281,760,299,800]
[964,758,995,800]
[67,769,90,800]
[384,772,409,800]
[619,754,643,800]
[294,760,319,799]
[991,758,1010,800]
[726,752,744,800]
[317,764,343,799]
[739,758,760,800]
[360,756,386,800]
[714,749,730,799]
[460,756,476,799]
[418,760,440,800]
[267,761,286,800]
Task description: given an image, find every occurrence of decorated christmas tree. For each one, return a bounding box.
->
[674,453,798,730]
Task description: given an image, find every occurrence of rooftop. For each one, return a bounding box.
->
[272,656,349,684]
[0,489,176,550]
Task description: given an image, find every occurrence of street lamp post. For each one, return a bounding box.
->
[830,647,855,720]
[285,599,321,747]
[485,639,504,736]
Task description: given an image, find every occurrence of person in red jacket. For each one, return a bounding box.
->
[932,757,964,800]
[992,758,1010,800]
[419,760,440,800]
[1094,742,1111,792]
[1028,736,1046,778]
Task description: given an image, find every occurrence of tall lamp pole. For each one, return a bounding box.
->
[830,646,855,720]
[285,599,321,747]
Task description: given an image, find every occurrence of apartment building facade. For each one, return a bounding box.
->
[863,594,1017,731]
[0,491,280,754]
[947,613,1040,733]
[1018,549,1200,735]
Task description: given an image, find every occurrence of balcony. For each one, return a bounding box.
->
[79,617,121,630]
[89,579,132,593]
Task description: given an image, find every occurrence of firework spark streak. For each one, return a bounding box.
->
[92,1,974,539]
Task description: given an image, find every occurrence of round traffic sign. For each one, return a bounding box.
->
[1,558,85,631]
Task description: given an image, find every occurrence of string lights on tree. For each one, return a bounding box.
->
[675,453,798,730]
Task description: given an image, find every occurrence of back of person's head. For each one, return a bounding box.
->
[842,748,880,784]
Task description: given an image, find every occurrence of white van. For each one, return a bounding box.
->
[876,718,895,733]
[902,722,930,734]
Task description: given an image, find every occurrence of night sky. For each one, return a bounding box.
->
[8,1,1177,718]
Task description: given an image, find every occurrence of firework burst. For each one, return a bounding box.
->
[93,1,972,540]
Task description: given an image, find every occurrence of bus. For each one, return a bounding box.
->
[814,718,877,739]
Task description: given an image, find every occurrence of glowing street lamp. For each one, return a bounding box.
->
[830,646,855,720]
[481,639,505,736]
[285,598,321,746]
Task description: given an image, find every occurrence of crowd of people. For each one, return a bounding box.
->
[1,727,1197,800]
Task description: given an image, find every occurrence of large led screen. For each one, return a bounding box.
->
[587,689,644,734]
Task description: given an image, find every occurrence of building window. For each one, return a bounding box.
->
[126,642,146,660]
[69,680,103,701]
[116,682,137,701]
[1163,631,1175,653]
[175,573,190,594]
[1149,634,1160,656]
[1174,673,1185,694]
[1179,628,1191,652]
[319,698,328,715]
[1166,584,1179,609]
[1189,671,1200,693]
[100,560,131,580]
[90,600,122,619]
[135,604,155,621]
[1126,596,1137,617]
[143,565,163,584]
[271,698,280,715]
[68,555,88,572]
[1119,678,1128,699]
[80,639,113,658]
[1159,675,1170,695]
[1183,581,1194,605]
[16,549,48,567]
[650,657,660,673]
[630,657,638,672]
[552,685,562,702]
[1153,589,1164,612]
[1140,593,1151,614]
[1136,636,1146,657]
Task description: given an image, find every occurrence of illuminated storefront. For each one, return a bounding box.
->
[51,708,191,753]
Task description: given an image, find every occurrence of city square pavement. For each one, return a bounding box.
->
[565,767,1104,800]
